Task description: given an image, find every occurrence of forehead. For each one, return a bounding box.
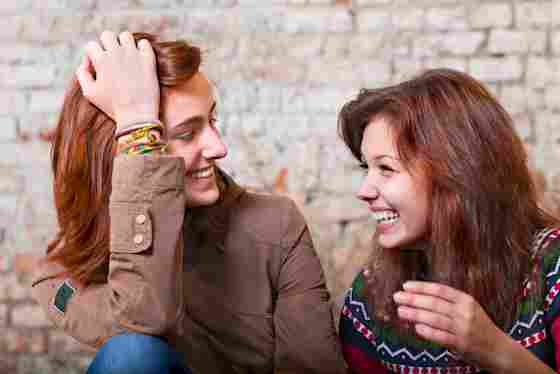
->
[361,116,397,158]
[161,72,215,126]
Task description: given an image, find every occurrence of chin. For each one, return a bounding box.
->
[185,188,220,208]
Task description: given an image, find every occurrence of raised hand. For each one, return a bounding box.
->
[76,30,160,129]
[393,281,510,370]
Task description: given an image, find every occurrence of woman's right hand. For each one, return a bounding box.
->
[76,30,160,130]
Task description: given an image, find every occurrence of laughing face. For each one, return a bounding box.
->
[357,117,430,250]
[161,72,228,208]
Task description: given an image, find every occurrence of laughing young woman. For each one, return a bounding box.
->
[338,69,560,373]
[31,31,345,374]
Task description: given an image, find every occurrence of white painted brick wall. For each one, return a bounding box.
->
[2,3,560,368]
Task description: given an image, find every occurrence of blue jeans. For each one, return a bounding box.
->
[86,333,192,374]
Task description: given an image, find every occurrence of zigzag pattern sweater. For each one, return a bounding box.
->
[340,228,560,374]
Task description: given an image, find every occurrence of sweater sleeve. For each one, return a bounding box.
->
[539,231,560,370]
[339,273,388,374]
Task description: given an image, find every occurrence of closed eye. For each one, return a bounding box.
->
[174,131,195,141]
[379,164,394,172]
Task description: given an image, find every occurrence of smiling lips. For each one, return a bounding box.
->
[371,209,400,225]
[188,165,214,179]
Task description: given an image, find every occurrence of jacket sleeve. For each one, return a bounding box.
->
[31,155,186,348]
[273,200,347,374]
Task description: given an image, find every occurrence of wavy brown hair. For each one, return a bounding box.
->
[338,68,559,330]
[47,33,202,285]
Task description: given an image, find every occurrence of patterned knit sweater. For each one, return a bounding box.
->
[340,228,560,374]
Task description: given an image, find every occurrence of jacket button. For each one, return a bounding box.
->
[135,214,147,225]
[133,234,144,244]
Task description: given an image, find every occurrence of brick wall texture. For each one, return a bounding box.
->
[2,0,560,372]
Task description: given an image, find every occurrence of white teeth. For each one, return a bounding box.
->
[372,210,399,224]
[190,167,213,179]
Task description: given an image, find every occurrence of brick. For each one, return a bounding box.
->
[185,7,352,34]
[469,3,512,28]
[0,91,26,114]
[32,0,96,10]
[238,34,323,60]
[544,86,560,111]
[0,167,24,194]
[0,0,32,12]
[425,6,468,30]
[357,10,392,31]
[20,14,92,42]
[515,2,552,28]
[527,57,560,88]
[349,32,412,58]
[0,328,47,353]
[0,116,17,142]
[0,16,23,40]
[552,32,560,56]
[533,112,560,174]
[95,0,140,8]
[413,32,485,57]
[393,59,423,83]
[93,13,183,38]
[392,8,424,30]
[501,85,544,116]
[488,30,546,55]
[307,59,390,85]
[0,304,6,326]
[511,113,533,142]
[0,43,72,65]
[469,57,523,82]
[11,304,51,328]
[0,272,32,301]
[0,65,56,88]
[0,355,16,373]
[553,2,560,27]
[307,195,369,223]
[356,0,391,5]
[29,90,65,113]
[423,58,468,73]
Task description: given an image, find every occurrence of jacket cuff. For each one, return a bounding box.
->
[111,155,185,202]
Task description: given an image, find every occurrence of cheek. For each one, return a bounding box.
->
[167,142,197,166]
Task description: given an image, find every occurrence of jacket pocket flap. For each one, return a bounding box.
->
[110,203,153,254]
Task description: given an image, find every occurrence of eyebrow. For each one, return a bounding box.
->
[361,153,400,164]
[168,101,217,133]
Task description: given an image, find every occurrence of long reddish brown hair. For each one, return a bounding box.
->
[47,33,202,285]
[338,68,559,330]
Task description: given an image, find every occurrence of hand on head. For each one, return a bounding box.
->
[76,30,160,129]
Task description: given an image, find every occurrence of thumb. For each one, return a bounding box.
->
[76,55,96,96]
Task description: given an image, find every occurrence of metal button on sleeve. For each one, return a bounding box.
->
[135,214,147,225]
[133,234,144,245]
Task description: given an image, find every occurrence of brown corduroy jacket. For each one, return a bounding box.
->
[31,155,347,374]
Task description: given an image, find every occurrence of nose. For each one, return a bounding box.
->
[201,126,228,160]
[356,174,379,202]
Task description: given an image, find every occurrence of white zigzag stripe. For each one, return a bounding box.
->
[376,343,460,363]
[508,310,544,335]
[347,288,370,321]
[547,255,560,278]
[344,302,464,364]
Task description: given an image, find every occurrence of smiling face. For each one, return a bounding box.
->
[161,72,228,208]
[358,117,430,250]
